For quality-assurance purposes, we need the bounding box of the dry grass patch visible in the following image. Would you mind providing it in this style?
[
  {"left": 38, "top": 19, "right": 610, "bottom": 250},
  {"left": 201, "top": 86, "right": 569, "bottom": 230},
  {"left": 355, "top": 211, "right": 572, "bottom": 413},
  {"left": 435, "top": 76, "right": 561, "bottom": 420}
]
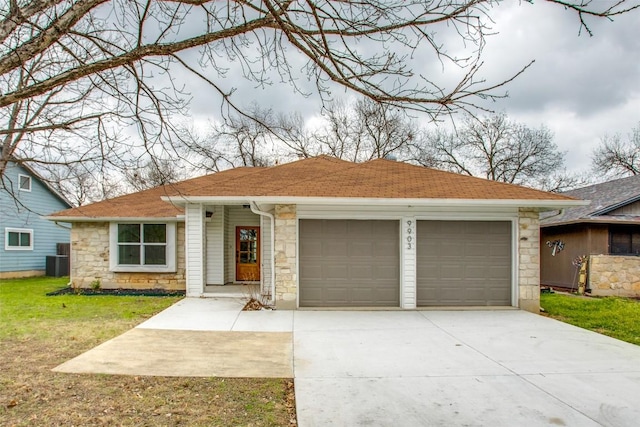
[{"left": 1, "top": 278, "right": 296, "bottom": 426}]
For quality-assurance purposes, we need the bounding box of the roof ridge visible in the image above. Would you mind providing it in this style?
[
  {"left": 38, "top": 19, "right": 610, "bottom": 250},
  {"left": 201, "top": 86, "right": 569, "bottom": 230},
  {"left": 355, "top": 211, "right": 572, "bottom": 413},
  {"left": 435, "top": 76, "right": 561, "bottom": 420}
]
[
  {"left": 251, "top": 155, "right": 362, "bottom": 197},
  {"left": 565, "top": 174, "right": 640, "bottom": 195}
]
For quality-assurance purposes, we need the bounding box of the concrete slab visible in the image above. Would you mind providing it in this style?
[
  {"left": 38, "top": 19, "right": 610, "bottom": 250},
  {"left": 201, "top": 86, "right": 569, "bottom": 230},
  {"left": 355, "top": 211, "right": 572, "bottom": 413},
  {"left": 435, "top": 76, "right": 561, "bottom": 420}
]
[
  {"left": 233, "top": 310, "right": 294, "bottom": 332},
  {"left": 53, "top": 328, "right": 292, "bottom": 378},
  {"left": 293, "top": 310, "right": 430, "bottom": 332},
  {"left": 295, "top": 377, "right": 601, "bottom": 427},
  {"left": 524, "top": 372, "right": 640, "bottom": 426},
  {"left": 52, "top": 299, "right": 640, "bottom": 426},
  {"left": 294, "top": 327, "right": 510, "bottom": 378},
  {"left": 294, "top": 310, "right": 640, "bottom": 427},
  {"left": 420, "top": 310, "right": 640, "bottom": 375},
  {"left": 136, "top": 297, "right": 245, "bottom": 331}
]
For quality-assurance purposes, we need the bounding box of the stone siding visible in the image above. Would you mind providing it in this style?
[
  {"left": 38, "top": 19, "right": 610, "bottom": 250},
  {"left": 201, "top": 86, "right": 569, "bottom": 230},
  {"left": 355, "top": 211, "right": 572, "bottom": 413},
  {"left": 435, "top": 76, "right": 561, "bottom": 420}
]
[
  {"left": 589, "top": 255, "right": 640, "bottom": 297},
  {"left": 70, "top": 222, "right": 185, "bottom": 290},
  {"left": 274, "top": 204, "right": 297, "bottom": 309},
  {"left": 518, "top": 208, "right": 540, "bottom": 313}
]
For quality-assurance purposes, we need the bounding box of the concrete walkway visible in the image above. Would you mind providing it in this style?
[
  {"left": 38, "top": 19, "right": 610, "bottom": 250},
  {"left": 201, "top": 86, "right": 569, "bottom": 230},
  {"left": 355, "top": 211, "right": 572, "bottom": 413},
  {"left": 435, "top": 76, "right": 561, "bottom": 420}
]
[
  {"left": 54, "top": 298, "right": 294, "bottom": 377},
  {"left": 53, "top": 299, "right": 640, "bottom": 426}
]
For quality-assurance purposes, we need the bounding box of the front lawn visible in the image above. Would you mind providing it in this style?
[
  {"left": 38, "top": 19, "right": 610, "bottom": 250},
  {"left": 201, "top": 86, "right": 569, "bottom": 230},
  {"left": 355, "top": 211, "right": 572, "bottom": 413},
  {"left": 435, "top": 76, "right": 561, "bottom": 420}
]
[
  {"left": 0, "top": 277, "right": 295, "bottom": 426},
  {"left": 541, "top": 292, "right": 640, "bottom": 346}
]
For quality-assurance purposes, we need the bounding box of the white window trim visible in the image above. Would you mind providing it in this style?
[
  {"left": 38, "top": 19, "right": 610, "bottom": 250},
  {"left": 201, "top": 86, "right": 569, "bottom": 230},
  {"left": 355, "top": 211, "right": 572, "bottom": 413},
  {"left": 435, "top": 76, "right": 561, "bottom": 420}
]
[
  {"left": 5, "top": 228, "right": 34, "bottom": 251},
  {"left": 18, "top": 174, "right": 32, "bottom": 192},
  {"left": 109, "top": 222, "right": 176, "bottom": 273}
]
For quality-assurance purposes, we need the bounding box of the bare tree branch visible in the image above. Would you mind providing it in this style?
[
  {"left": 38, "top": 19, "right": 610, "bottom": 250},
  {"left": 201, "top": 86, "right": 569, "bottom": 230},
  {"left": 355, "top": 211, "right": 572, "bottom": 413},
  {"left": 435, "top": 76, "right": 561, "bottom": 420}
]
[
  {"left": 1, "top": 0, "right": 636, "bottom": 189},
  {"left": 592, "top": 122, "right": 640, "bottom": 177}
]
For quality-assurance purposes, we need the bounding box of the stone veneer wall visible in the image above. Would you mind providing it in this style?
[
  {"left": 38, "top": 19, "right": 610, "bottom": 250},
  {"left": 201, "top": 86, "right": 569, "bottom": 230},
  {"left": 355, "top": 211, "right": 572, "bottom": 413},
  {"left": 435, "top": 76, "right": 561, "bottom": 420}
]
[
  {"left": 274, "top": 204, "right": 297, "bottom": 309},
  {"left": 70, "top": 222, "right": 186, "bottom": 290},
  {"left": 589, "top": 255, "right": 640, "bottom": 297},
  {"left": 518, "top": 208, "right": 540, "bottom": 313}
]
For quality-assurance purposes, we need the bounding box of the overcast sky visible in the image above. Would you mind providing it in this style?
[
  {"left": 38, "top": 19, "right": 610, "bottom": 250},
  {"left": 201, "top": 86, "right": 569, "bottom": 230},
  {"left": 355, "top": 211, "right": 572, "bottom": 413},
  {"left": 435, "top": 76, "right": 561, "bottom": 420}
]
[{"left": 181, "top": 2, "right": 640, "bottom": 174}]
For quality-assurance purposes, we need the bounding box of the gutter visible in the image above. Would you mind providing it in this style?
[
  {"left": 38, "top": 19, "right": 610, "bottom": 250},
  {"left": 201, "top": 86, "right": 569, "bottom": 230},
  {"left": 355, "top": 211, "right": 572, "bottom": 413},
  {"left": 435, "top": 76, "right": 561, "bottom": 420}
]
[
  {"left": 162, "top": 195, "right": 588, "bottom": 209},
  {"left": 249, "top": 202, "right": 276, "bottom": 306},
  {"left": 540, "top": 208, "right": 565, "bottom": 223}
]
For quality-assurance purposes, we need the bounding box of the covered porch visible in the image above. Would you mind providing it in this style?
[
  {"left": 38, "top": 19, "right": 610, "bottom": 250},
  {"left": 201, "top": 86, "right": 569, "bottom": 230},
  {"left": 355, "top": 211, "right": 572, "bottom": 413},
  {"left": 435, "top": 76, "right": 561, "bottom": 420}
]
[{"left": 184, "top": 203, "right": 275, "bottom": 302}]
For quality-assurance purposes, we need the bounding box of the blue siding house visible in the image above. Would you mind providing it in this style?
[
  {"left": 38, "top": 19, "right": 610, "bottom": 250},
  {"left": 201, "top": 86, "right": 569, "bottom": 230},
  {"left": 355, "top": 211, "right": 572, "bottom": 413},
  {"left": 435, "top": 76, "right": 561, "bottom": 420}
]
[{"left": 1, "top": 160, "right": 72, "bottom": 278}]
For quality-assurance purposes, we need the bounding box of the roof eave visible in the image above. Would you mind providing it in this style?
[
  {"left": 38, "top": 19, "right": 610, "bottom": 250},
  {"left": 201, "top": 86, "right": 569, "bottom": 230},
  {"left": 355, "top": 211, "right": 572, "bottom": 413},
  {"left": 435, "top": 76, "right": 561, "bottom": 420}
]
[
  {"left": 45, "top": 215, "right": 185, "bottom": 222},
  {"left": 590, "top": 194, "right": 640, "bottom": 216},
  {"left": 541, "top": 217, "right": 640, "bottom": 228},
  {"left": 161, "top": 195, "right": 588, "bottom": 209}
]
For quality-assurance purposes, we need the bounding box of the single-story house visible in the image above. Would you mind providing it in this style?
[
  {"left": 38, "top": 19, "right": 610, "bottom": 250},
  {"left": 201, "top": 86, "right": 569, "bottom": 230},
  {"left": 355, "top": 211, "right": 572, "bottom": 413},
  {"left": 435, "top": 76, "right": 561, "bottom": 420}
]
[
  {"left": 541, "top": 175, "right": 640, "bottom": 296},
  {"left": 48, "top": 156, "right": 583, "bottom": 312}
]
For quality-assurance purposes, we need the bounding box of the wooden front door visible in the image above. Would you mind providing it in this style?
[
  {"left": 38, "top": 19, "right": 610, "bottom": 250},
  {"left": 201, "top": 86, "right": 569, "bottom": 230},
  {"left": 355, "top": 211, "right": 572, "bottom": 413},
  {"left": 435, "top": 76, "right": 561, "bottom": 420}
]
[{"left": 236, "top": 226, "right": 260, "bottom": 281}]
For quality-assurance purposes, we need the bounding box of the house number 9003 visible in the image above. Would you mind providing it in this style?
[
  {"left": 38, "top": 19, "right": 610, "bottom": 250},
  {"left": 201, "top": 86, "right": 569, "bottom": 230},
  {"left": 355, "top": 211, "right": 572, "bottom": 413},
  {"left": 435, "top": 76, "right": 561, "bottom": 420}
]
[{"left": 406, "top": 220, "right": 413, "bottom": 249}]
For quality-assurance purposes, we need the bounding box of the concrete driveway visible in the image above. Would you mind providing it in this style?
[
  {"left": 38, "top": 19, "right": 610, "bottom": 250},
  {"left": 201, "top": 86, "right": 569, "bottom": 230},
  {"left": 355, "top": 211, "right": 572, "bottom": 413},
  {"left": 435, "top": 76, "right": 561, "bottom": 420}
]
[
  {"left": 294, "top": 310, "right": 640, "bottom": 426},
  {"left": 54, "top": 299, "right": 640, "bottom": 426}
]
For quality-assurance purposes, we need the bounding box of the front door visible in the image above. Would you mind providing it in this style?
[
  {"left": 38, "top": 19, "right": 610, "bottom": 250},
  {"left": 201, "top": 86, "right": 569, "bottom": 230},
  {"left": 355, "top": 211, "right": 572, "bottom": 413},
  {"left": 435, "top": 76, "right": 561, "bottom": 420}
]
[{"left": 236, "top": 226, "right": 260, "bottom": 281}]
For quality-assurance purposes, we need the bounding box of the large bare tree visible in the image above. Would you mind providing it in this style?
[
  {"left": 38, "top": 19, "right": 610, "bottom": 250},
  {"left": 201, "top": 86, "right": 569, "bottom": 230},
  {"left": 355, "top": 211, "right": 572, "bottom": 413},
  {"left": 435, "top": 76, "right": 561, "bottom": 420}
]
[
  {"left": 313, "top": 98, "right": 420, "bottom": 162},
  {"left": 415, "top": 113, "right": 578, "bottom": 191},
  {"left": 187, "top": 98, "right": 422, "bottom": 167},
  {"left": 592, "top": 122, "right": 640, "bottom": 177},
  {"left": 1, "top": 0, "right": 638, "bottom": 188}
]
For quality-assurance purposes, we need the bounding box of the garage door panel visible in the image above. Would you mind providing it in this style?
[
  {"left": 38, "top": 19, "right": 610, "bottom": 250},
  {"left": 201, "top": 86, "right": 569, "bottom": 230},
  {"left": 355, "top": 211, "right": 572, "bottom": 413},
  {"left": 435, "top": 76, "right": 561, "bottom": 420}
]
[
  {"left": 326, "top": 265, "right": 349, "bottom": 279},
  {"left": 300, "top": 240, "right": 322, "bottom": 256},
  {"left": 325, "top": 287, "right": 349, "bottom": 302},
  {"left": 300, "top": 219, "right": 399, "bottom": 307},
  {"left": 417, "top": 220, "right": 512, "bottom": 307},
  {"left": 349, "top": 241, "right": 374, "bottom": 256},
  {"left": 325, "top": 240, "right": 348, "bottom": 256},
  {"left": 376, "top": 265, "right": 400, "bottom": 281}
]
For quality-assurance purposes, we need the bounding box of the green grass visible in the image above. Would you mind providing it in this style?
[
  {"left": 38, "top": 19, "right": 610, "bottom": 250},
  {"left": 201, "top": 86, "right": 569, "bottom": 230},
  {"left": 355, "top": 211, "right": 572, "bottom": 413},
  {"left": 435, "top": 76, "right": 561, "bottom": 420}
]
[
  {"left": 0, "top": 277, "right": 296, "bottom": 426},
  {"left": 541, "top": 293, "right": 640, "bottom": 346},
  {"left": 0, "top": 277, "right": 180, "bottom": 339}
]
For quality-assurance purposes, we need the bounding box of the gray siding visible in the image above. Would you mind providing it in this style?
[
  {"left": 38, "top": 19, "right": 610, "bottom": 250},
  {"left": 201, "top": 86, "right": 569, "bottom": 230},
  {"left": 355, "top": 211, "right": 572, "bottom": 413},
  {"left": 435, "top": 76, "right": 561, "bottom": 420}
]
[
  {"left": 0, "top": 162, "right": 71, "bottom": 274},
  {"left": 205, "top": 206, "right": 225, "bottom": 285},
  {"left": 185, "top": 204, "right": 205, "bottom": 296}
]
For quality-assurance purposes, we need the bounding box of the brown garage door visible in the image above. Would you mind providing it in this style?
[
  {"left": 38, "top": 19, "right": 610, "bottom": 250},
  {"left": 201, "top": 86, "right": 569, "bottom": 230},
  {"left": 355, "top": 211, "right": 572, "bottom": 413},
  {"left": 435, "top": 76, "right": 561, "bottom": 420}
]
[
  {"left": 417, "top": 221, "right": 512, "bottom": 306},
  {"left": 299, "top": 219, "right": 400, "bottom": 307}
]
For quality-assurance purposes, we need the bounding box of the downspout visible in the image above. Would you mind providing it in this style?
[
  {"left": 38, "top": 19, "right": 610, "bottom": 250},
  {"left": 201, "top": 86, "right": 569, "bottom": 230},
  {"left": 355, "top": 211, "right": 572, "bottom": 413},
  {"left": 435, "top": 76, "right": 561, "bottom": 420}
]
[{"left": 249, "top": 202, "right": 275, "bottom": 306}]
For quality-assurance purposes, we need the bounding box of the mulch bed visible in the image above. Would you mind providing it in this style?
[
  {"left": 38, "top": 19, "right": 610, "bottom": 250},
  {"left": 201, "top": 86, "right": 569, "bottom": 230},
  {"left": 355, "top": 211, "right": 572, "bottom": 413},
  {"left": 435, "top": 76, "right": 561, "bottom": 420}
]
[{"left": 46, "top": 287, "right": 186, "bottom": 297}]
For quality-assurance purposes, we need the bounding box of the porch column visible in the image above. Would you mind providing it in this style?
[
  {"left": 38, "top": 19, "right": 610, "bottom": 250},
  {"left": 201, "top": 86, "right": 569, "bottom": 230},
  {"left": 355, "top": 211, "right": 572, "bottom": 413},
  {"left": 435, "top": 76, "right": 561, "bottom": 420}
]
[
  {"left": 518, "top": 208, "right": 540, "bottom": 313},
  {"left": 274, "top": 204, "right": 297, "bottom": 309},
  {"left": 185, "top": 203, "right": 205, "bottom": 297}
]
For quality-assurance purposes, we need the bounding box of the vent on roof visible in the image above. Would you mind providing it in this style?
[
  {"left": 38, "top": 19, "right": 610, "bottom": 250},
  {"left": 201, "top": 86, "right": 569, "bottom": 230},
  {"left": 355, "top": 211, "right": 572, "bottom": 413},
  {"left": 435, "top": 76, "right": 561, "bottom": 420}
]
[{"left": 384, "top": 154, "right": 397, "bottom": 161}]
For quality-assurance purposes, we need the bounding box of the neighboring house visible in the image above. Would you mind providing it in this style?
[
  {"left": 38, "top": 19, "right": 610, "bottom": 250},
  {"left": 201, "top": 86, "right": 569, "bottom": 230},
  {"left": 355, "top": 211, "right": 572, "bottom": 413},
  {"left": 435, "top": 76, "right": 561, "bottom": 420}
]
[
  {"left": 1, "top": 160, "right": 72, "bottom": 278},
  {"left": 540, "top": 175, "right": 640, "bottom": 297},
  {"left": 48, "top": 156, "right": 582, "bottom": 312}
]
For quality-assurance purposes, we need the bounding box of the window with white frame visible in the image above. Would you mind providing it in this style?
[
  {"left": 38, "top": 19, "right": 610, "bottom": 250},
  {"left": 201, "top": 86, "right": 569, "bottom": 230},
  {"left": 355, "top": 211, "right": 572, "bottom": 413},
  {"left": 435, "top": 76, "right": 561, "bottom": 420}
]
[
  {"left": 109, "top": 223, "right": 176, "bottom": 272},
  {"left": 5, "top": 228, "right": 33, "bottom": 250},
  {"left": 18, "top": 174, "right": 31, "bottom": 192}
]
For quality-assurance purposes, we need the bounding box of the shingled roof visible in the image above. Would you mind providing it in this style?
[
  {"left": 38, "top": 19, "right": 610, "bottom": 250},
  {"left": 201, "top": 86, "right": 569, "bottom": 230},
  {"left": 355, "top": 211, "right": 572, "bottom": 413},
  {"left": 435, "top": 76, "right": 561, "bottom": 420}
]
[
  {"left": 49, "top": 156, "right": 580, "bottom": 220},
  {"left": 541, "top": 175, "right": 640, "bottom": 227}
]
